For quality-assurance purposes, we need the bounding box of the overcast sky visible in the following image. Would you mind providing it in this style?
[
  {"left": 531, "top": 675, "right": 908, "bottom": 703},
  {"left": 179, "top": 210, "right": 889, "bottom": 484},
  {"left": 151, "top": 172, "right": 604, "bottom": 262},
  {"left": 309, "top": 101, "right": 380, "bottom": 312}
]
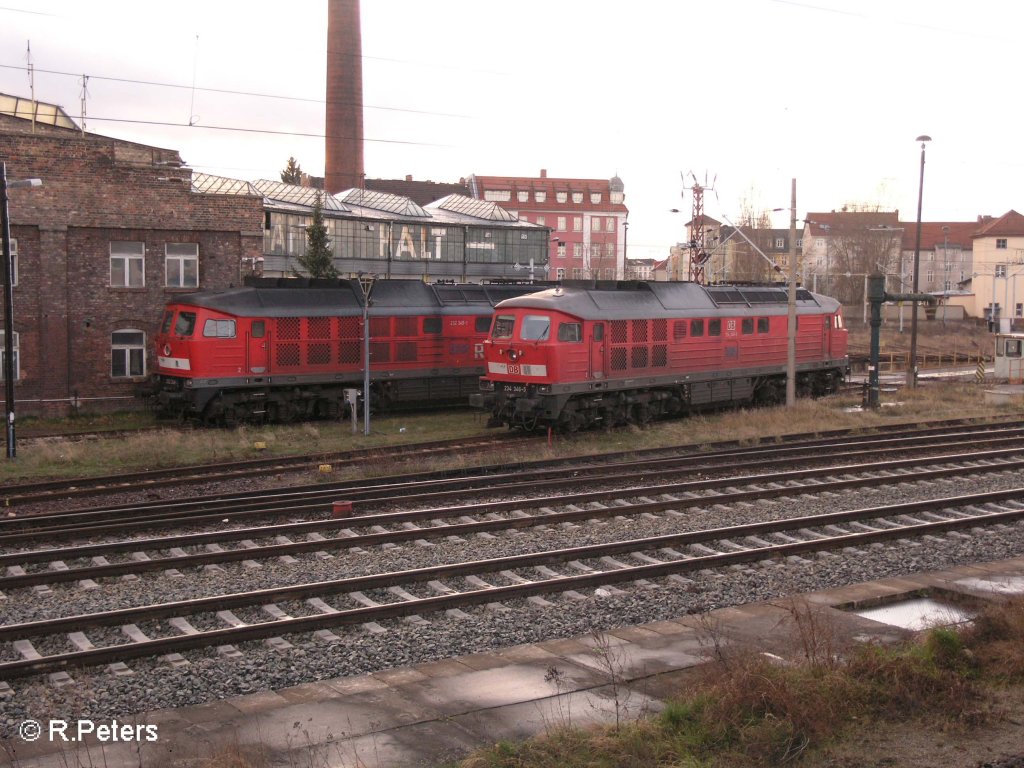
[{"left": 1, "top": 0, "right": 1019, "bottom": 260}]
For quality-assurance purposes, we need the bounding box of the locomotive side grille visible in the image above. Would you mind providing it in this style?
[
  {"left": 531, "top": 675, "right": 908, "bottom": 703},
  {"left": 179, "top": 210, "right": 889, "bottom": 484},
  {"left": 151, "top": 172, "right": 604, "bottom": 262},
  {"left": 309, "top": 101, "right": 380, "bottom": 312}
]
[
  {"left": 610, "top": 320, "right": 628, "bottom": 344},
  {"left": 308, "top": 317, "right": 331, "bottom": 339},
  {"left": 673, "top": 320, "right": 688, "bottom": 341},
  {"left": 631, "top": 346, "right": 649, "bottom": 368},
  {"left": 631, "top": 319, "right": 648, "bottom": 343},
  {"left": 653, "top": 319, "right": 667, "bottom": 342},
  {"left": 397, "top": 341, "right": 418, "bottom": 362},
  {"left": 339, "top": 341, "right": 360, "bottom": 364},
  {"left": 277, "top": 317, "right": 301, "bottom": 340},
  {"left": 277, "top": 344, "right": 300, "bottom": 367},
  {"left": 370, "top": 317, "right": 391, "bottom": 337},
  {"left": 370, "top": 341, "right": 390, "bottom": 363},
  {"left": 339, "top": 317, "right": 360, "bottom": 339},
  {"left": 308, "top": 343, "right": 331, "bottom": 365},
  {"left": 653, "top": 345, "right": 668, "bottom": 367},
  {"left": 610, "top": 348, "right": 627, "bottom": 370},
  {"left": 395, "top": 317, "right": 418, "bottom": 336}
]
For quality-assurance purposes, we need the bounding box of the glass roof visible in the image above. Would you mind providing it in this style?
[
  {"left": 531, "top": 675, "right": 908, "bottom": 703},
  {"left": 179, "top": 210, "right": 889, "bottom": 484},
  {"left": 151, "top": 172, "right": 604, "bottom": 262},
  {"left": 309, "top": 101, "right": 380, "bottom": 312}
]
[
  {"left": 0, "top": 93, "right": 77, "bottom": 129},
  {"left": 253, "top": 180, "right": 350, "bottom": 211},
  {"left": 430, "top": 194, "right": 518, "bottom": 222},
  {"left": 192, "top": 173, "right": 260, "bottom": 196},
  {"left": 338, "top": 188, "right": 430, "bottom": 217}
]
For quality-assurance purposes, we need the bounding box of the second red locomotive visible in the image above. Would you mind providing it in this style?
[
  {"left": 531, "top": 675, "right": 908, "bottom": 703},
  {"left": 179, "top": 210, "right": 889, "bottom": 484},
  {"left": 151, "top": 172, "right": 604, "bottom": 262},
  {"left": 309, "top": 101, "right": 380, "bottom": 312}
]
[
  {"left": 471, "top": 281, "right": 849, "bottom": 431},
  {"left": 151, "top": 278, "right": 542, "bottom": 424}
]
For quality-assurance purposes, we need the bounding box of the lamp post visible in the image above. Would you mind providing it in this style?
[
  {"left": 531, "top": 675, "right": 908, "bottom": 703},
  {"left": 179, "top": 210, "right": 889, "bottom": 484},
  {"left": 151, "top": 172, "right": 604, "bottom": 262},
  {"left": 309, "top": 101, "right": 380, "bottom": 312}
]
[
  {"left": 908, "top": 134, "right": 931, "bottom": 388},
  {"left": 941, "top": 225, "right": 950, "bottom": 326},
  {"left": 357, "top": 272, "right": 375, "bottom": 437},
  {"left": 2, "top": 162, "right": 42, "bottom": 460},
  {"left": 786, "top": 179, "right": 797, "bottom": 406}
]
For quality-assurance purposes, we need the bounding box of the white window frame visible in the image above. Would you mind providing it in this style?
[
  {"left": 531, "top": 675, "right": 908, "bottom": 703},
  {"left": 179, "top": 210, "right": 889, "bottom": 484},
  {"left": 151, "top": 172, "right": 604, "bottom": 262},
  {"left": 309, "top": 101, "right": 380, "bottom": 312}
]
[
  {"left": 483, "top": 189, "right": 511, "bottom": 202},
  {"left": 557, "top": 216, "right": 567, "bottom": 231},
  {"left": 996, "top": 264, "right": 1007, "bottom": 278},
  {"left": 556, "top": 267, "right": 566, "bottom": 280},
  {"left": 165, "top": 243, "right": 199, "bottom": 288},
  {"left": 996, "top": 238, "right": 1008, "bottom": 249},
  {"left": 775, "top": 238, "right": 785, "bottom": 248},
  {"left": 573, "top": 243, "right": 583, "bottom": 258},
  {"left": 0, "top": 330, "right": 18, "bottom": 381},
  {"left": 591, "top": 217, "right": 601, "bottom": 232},
  {"left": 605, "top": 218, "right": 615, "bottom": 232},
  {"left": 571, "top": 192, "right": 583, "bottom": 204},
  {"left": 590, "top": 193, "right": 602, "bottom": 204},
  {"left": 110, "top": 241, "right": 145, "bottom": 288},
  {"left": 517, "top": 191, "right": 528, "bottom": 203},
  {"left": 536, "top": 216, "right": 546, "bottom": 226},
  {"left": 556, "top": 192, "right": 567, "bottom": 204},
  {"left": 534, "top": 191, "right": 546, "bottom": 203},
  {"left": 5, "top": 238, "right": 16, "bottom": 287},
  {"left": 572, "top": 217, "right": 582, "bottom": 232},
  {"left": 111, "top": 329, "right": 146, "bottom": 378}
]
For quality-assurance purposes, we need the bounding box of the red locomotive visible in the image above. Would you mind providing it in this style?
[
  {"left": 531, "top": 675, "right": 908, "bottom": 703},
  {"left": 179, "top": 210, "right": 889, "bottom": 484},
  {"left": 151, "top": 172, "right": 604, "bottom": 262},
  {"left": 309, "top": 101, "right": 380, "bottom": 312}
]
[
  {"left": 471, "top": 281, "right": 849, "bottom": 431},
  {"left": 150, "top": 278, "right": 543, "bottom": 424}
]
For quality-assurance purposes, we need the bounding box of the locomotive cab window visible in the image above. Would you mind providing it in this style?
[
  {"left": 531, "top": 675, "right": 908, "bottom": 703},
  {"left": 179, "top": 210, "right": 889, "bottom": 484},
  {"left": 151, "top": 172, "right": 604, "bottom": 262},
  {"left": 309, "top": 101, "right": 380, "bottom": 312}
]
[
  {"left": 708, "top": 319, "right": 722, "bottom": 336},
  {"left": 757, "top": 317, "right": 769, "bottom": 333},
  {"left": 1005, "top": 339, "right": 1023, "bottom": 357},
  {"left": 593, "top": 323, "right": 604, "bottom": 341},
  {"left": 741, "top": 318, "right": 754, "bottom": 334},
  {"left": 423, "top": 317, "right": 442, "bottom": 334},
  {"left": 160, "top": 311, "right": 174, "bottom": 334},
  {"left": 174, "top": 311, "right": 196, "bottom": 337},
  {"left": 691, "top": 319, "right": 704, "bottom": 337},
  {"left": 251, "top": 320, "right": 266, "bottom": 339},
  {"left": 520, "top": 315, "right": 551, "bottom": 341},
  {"left": 492, "top": 315, "right": 515, "bottom": 339},
  {"left": 203, "top": 319, "right": 236, "bottom": 338},
  {"left": 475, "top": 316, "right": 492, "bottom": 333},
  {"left": 558, "top": 322, "right": 582, "bottom": 342}
]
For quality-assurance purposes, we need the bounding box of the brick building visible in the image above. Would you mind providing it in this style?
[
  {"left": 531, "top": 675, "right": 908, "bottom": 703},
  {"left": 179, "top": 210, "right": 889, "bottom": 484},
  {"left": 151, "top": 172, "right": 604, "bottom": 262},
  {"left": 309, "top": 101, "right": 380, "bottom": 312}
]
[
  {"left": 467, "top": 170, "right": 628, "bottom": 281},
  {"left": 0, "top": 95, "right": 264, "bottom": 417}
]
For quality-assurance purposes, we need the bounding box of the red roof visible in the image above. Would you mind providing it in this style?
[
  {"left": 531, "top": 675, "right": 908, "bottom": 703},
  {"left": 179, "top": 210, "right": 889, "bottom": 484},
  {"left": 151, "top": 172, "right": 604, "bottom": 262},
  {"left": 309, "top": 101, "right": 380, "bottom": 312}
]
[{"left": 972, "top": 210, "right": 1024, "bottom": 238}]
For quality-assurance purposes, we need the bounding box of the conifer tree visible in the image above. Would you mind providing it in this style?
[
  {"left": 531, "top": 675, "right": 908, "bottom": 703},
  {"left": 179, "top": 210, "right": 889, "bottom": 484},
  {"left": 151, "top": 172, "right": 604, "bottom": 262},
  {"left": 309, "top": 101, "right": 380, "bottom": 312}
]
[
  {"left": 296, "top": 191, "right": 338, "bottom": 279},
  {"left": 281, "top": 156, "right": 303, "bottom": 185}
]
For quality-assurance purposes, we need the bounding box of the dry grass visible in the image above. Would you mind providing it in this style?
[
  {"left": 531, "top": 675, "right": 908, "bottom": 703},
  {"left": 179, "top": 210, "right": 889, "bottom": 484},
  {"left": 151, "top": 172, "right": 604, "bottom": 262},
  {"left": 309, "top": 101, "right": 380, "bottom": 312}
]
[
  {"left": 460, "top": 597, "right": 1024, "bottom": 768},
  {"left": 2, "top": 379, "right": 1015, "bottom": 486}
]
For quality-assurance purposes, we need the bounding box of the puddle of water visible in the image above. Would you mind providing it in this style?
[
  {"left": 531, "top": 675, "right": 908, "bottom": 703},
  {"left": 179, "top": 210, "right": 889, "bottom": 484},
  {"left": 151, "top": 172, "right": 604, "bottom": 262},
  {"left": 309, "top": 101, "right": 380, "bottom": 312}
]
[
  {"left": 853, "top": 597, "right": 973, "bottom": 631},
  {"left": 954, "top": 576, "right": 1024, "bottom": 595}
]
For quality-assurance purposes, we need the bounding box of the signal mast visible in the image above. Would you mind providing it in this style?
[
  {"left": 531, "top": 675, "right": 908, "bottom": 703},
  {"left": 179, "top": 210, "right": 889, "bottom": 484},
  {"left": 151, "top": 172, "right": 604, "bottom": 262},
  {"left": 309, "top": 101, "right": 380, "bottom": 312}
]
[{"left": 683, "top": 172, "right": 715, "bottom": 284}]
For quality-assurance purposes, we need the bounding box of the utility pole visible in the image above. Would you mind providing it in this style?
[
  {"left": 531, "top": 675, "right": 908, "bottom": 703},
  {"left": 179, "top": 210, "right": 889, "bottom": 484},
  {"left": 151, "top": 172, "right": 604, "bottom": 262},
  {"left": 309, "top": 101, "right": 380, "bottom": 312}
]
[{"left": 787, "top": 179, "right": 797, "bottom": 406}]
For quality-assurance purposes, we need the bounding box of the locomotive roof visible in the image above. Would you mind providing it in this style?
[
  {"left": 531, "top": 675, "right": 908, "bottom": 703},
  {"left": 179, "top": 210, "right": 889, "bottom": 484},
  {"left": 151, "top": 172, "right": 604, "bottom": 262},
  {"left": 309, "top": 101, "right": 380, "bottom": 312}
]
[
  {"left": 494, "top": 281, "right": 840, "bottom": 319},
  {"left": 171, "top": 280, "right": 541, "bottom": 317}
]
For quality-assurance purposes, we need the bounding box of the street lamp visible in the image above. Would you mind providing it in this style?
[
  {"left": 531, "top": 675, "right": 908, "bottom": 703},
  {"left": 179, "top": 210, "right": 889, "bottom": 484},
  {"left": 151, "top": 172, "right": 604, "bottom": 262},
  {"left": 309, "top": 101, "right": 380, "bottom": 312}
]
[
  {"left": 941, "top": 225, "right": 950, "bottom": 326},
  {"left": 2, "top": 162, "right": 42, "bottom": 460},
  {"left": 908, "top": 134, "right": 931, "bottom": 388}
]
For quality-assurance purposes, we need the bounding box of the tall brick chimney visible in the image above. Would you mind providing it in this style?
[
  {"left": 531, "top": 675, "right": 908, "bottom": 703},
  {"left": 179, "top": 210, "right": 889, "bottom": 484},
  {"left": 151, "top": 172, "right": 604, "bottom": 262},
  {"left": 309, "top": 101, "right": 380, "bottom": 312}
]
[{"left": 325, "top": 0, "right": 364, "bottom": 194}]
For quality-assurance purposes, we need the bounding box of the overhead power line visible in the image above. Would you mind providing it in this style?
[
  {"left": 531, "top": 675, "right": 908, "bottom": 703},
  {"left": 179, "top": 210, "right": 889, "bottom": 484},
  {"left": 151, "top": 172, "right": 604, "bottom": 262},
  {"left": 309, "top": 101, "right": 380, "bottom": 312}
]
[{"left": 0, "top": 63, "right": 470, "bottom": 119}]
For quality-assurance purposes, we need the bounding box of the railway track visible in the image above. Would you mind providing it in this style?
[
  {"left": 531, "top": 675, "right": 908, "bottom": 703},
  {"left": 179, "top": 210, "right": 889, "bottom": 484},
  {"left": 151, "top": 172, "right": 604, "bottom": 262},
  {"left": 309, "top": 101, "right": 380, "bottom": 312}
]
[
  {"left": 2, "top": 418, "right": 1022, "bottom": 544},
  {"left": 3, "top": 415, "right": 1024, "bottom": 728},
  {"left": 2, "top": 485, "right": 1021, "bottom": 679},
  {"left": 0, "top": 432, "right": 538, "bottom": 508}
]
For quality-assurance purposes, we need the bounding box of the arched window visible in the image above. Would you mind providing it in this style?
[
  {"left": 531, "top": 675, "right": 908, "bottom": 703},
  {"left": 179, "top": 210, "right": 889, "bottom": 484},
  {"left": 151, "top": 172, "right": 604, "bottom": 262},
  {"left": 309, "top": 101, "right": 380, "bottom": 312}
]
[{"left": 111, "top": 329, "right": 146, "bottom": 378}]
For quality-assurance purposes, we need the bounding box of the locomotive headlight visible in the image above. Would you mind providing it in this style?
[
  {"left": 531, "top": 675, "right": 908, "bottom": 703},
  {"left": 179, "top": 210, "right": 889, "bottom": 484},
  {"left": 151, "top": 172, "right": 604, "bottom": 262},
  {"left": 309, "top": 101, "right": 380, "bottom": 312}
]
[{"left": 537, "top": 385, "right": 551, "bottom": 393}]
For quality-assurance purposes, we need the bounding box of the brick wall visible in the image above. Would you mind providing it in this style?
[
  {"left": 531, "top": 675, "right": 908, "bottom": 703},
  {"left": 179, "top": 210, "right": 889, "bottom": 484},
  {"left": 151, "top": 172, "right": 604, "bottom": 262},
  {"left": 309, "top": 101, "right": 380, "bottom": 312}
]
[{"left": 0, "top": 117, "right": 264, "bottom": 417}]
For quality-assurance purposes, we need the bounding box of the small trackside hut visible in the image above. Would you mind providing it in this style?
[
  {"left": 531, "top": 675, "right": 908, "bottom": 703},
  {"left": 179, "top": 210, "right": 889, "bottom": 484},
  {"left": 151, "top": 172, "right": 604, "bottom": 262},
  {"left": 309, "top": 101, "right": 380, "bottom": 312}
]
[{"left": 471, "top": 280, "right": 849, "bottom": 431}]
